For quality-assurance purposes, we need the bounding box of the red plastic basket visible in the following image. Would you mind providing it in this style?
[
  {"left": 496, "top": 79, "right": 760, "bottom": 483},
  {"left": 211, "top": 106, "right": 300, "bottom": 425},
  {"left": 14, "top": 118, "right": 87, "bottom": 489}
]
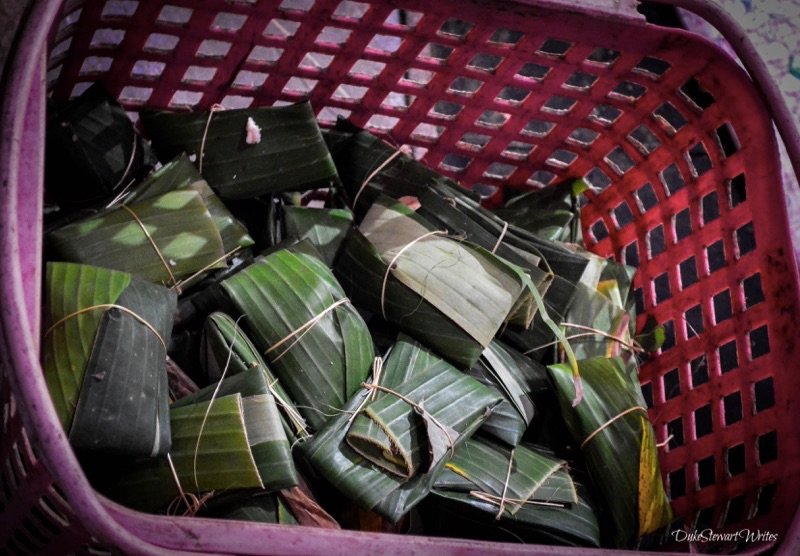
[{"left": 2, "top": 0, "right": 800, "bottom": 554}]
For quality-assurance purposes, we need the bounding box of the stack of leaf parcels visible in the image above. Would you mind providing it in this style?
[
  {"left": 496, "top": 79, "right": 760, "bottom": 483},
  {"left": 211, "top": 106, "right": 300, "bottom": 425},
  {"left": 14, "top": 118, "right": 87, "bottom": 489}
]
[{"left": 41, "top": 88, "right": 672, "bottom": 546}]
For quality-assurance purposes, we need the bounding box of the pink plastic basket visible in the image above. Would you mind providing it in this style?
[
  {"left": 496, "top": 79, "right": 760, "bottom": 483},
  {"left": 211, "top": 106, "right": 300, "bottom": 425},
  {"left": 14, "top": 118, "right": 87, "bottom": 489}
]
[{"left": 3, "top": 0, "right": 800, "bottom": 553}]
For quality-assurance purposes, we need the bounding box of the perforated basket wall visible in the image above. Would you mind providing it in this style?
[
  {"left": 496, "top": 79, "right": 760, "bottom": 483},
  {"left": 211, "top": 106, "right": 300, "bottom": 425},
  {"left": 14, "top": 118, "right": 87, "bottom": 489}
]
[{"left": 3, "top": 0, "right": 800, "bottom": 553}]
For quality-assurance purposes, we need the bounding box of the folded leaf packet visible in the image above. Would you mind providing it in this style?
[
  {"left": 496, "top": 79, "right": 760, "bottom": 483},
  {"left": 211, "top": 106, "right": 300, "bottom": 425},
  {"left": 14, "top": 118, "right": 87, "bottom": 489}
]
[
  {"left": 42, "top": 262, "right": 175, "bottom": 457},
  {"left": 141, "top": 101, "right": 339, "bottom": 199},
  {"left": 47, "top": 189, "right": 226, "bottom": 287},
  {"left": 221, "top": 243, "right": 374, "bottom": 430}
]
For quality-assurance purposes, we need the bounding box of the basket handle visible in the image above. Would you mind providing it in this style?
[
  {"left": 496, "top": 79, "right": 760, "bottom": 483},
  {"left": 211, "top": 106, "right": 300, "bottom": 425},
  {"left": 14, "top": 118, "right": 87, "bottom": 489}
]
[{"left": 654, "top": 0, "right": 800, "bottom": 187}]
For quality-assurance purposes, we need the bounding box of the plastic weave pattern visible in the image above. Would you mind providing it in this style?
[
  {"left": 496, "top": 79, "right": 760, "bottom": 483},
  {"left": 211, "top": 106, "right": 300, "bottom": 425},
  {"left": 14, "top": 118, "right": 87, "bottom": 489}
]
[{"left": 2, "top": 0, "right": 799, "bottom": 553}]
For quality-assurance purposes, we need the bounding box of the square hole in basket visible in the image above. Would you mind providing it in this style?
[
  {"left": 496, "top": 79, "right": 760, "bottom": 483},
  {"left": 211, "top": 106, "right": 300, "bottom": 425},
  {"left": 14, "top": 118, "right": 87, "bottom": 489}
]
[
  {"left": 144, "top": 33, "right": 178, "bottom": 53},
  {"left": 694, "top": 404, "right": 712, "bottom": 438},
  {"left": 667, "top": 417, "right": 684, "bottom": 448},
  {"left": 735, "top": 222, "right": 756, "bottom": 257},
  {"left": 212, "top": 12, "right": 248, "bottom": 32},
  {"left": 586, "top": 47, "right": 619, "bottom": 66},
  {"left": 635, "top": 183, "right": 658, "bottom": 213},
  {"left": 697, "top": 455, "right": 715, "bottom": 489},
  {"left": 605, "top": 146, "right": 635, "bottom": 175},
  {"left": 624, "top": 241, "right": 639, "bottom": 266},
  {"left": 527, "top": 170, "right": 556, "bottom": 188},
  {"left": 757, "top": 431, "right": 777, "bottom": 464},
  {"left": 685, "top": 304, "right": 703, "bottom": 338},
  {"left": 568, "top": 127, "right": 599, "bottom": 147},
  {"left": 716, "top": 122, "right": 740, "bottom": 158},
  {"left": 588, "top": 104, "right": 622, "bottom": 126},
  {"left": 546, "top": 149, "right": 578, "bottom": 169},
  {"left": 472, "top": 183, "right": 498, "bottom": 199},
  {"left": 653, "top": 101, "right": 687, "bottom": 135},
  {"left": 749, "top": 325, "right": 770, "bottom": 359},
  {"left": 489, "top": 28, "right": 524, "bottom": 46},
  {"left": 368, "top": 34, "right": 403, "bottom": 55},
  {"left": 401, "top": 68, "right": 435, "bottom": 87},
  {"left": 332, "top": 84, "right": 368, "bottom": 103},
  {"left": 365, "top": 114, "right": 399, "bottom": 132},
  {"left": 384, "top": 8, "right": 422, "bottom": 29},
  {"left": 609, "top": 80, "right": 647, "bottom": 102},
  {"left": 429, "top": 100, "right": 463, "bottom": 119},
  {"left": 542, "top": 95, "right": 576, "bottom": 115},
  {"left": 157, "top": 5, "right": 192, "bottom": 25},
  {"left": 502, "top": 141, "right": 534, "bottom": 160},
  {"left": 537, "top": 38, "right": 572, "bottom": 57},
  {"left": 299, "top": 52, "right": 334, "bottom": 72},
  {"left": 248, "top": 45, "right": 283, "bottom": 65},
  {"left": 634, "top": 56, "right": 671, "bottom": 79},
  {"left": 628, "top": 124, "right": 660, "bottom": 155},
  {"left": 348, "top": 59, "right": 385, "bottom": 79},
  {"left": 381, "top": 91, "right": 415, "bottom": 111},
  {"left": 522, "top": 119, "right": 555, "bottom": 138},
  {"left": 448, "top": 76, "right": 483, "bottom": 96},
  {"left": 317, "top": 106, "right": 352, "bottom": 125},
  {"left": 313, "top": 26, "right": 350, "bottom": 47},
  {"left": 728, "top": 173, "right": 747, "bottom": 207},
  {"left": 232, "top": 70, "right": 267, "bottom": 89},
  {"left": 79, "top": 56, "right": 113, "bottom": 76},
  {"left": 669, "top": 468, "right": 686, "bottom": 498},
  {"left": 467, "top": 53, "right": 503, "bottom": 72},
  {"left": 690, "top": 354, "right": 709, "bottom": 386},
  {"left": 102, "top": 0, "right": 138, "bottom": 19},
  {"left": 726, "top": 444, "right": 746, "bottom": 476},
  {"left": 439, "top": 153, "right": 471, "bottom": 173},
  {"left": 333, "top": 0, "right": 369, "bottom": 21},
  {"left": 438, "top": 18, "right": 473, "bottom": 39},
  {"left": 706, "top": 239, "right": 726, "bottom": 273},
  {"left": 743, "top": 273, "right": 764, "bottom": 309},
  {"left": 483, "top": 162, "right": 517, "bottom": 180},
  {"left": 719, "top": 339, "right": 738, "bottom": 373},
  {"left": 660, "top": 164, "right": 685, "bottom": 196},
  {"left": 476, "top": 110, "right": 509, "bottom": 129},
  {"left": 648, "top": 225, "right": 665, "bottom": 258},
  {"left": 679, "top": 256, "right": 698, "bottom": 289},
  {"left": 458, "top": 132, "right": 491, "bottom": 151},
  {"left": 662, "top": 320, "right": 675, "bottom": 351},
  {"left": 590, "top": 219, "right": 609, "bottom": 242},
  {"left": 197, "top": 39, "right": 231, "bottom": 58},
  {"left": 681, "top": 77, "right": 715, "bottom": 110},
  {"left": 411, "top": 122, "right": 445, "bottom": 142},
  {"left": 695, "top": 507, "right": 715, "bottom": 530},
  {"left": 496, "top": 86, "right": 530, "bottom": 105},
  {"left": 687, "top": 142, "right": 712, "bottom": 177},
  {"left": 220, "top": 95, "right": 253, "bottom": 109},
  {"left": 584, "top": 167, "right": 612, "bottom": 192},
  {"left": 641, "top": 382, "right": 653, "bottom": 409},
  {"left": 166, "top": 89, "right": 200, "bottom": 108},
  {"left": 612, "top": 202, "right": 633, "bottom": 229},
  {"left": 713, "top": 290, "right": 733, "bottom": 323},
  {"left": 634, "top": 287, "right": 644, "bottom": 314},
  {"left": 563, "top": 71, "right": 597, "bottom": 91},
  {"left": 663, "top": 368, "right": 680, "bottom": 400},
  {"left": 265, "top": 18, "right": 300, "bottom": 39},
  {"left": 754, "top": 484, "right": 777, "bottom": 517},
  {"left": 723, "top": 494, "right": 747, "bottom": 526},
  {"left": 130, "top": 60, "right": 165, "bottom": 80},
  {"left": 724, "top": 391, "right": 743, "bottom": 425},
  {"left": 182, "top": 65, "right": 216, "bottom": 85},
  {"left": 516, "top": 62, "right": 550, "bottom": 82},
  {"left": 282, "top": 77, "right": 318, "bottom": 96},
  {"left": 701, "top": 191, "right": 719, "bottom": 225},
  {"left": 418, "top": 44, "right": 458, "bottom": 66},
  {"left": 654, "top": 272, "right": 671, "bottom": 304},
  {"left": 754, "top": 377, "right": 775, "bottom": 413},
  {"left": 280, "top": 0, "right": 314, "bottom": 13}
]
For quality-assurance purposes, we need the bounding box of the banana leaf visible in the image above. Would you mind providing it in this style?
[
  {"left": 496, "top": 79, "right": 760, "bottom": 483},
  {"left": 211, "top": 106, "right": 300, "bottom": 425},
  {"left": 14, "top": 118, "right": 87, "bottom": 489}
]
[
  {"left": 548, "top": 357, "right": 672, "bottom": 546},
  {"left": 197, "top": 490, "right": 298, "bottom": 524},
  {"left": 47, "top": 189, "right": 226, "bottom": 286},
  {"left": 221, "top": 244, "right": 373, "bottom": 430},
  {"left": 141, "top": 101, "right": 338, "bottom": 200},
  {"left": 46, "top": 83, "right": 155, "bottom": 209},
  {"left": 123, "top": 154, "right": 254, "bottom": 253},
  {"left": 42, "top": 262, "right": 175, "bottom": 457},
  {"left": 468, "top": 340, "right": 550, "bottom": 446},
  {"left": 283, "top": 206, "right": 353, "bottom": 266},
  {"left": 299, "top": 335, "right": 501, "bottom": 522},
  {"left": 104, "top": 393, "right": 298, "bottom": 511}
]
